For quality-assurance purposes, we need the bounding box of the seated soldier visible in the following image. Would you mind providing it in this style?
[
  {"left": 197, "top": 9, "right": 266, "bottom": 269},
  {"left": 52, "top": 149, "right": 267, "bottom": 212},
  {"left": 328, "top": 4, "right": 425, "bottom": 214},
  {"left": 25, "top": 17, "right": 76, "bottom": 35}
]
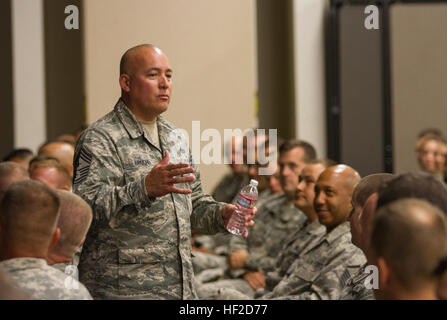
[
  {"left": 0, "top": 162, "right": 30, "bottom": 201},
  {"left": 2, "top": 148, "right": 34, "bottom": 170},
  {"left": 47, "top": 190, "right": 93, "bottom": 271},
  {"left": 212, "top": 136, "right": 248, "bottom": 204},
  {"left": 261, "top": 159, "right": 335, "bottom": 295},
  {"left": 261, "top": 165, "right": 365, "bottom": 299},
  {"left": 371, "top": 199, "right": 447, "bottom": 300},
  {"left": 416, "top": 135, "right": 446, "bottom": 182},
  {"left": 38, "top": 141, "right": 75, "bottom": 179},
  {"left": 0, "top": 266, "right": 29, "bottom": 299},
  {"left": 341, "top": 173, "right": 393, "bottom": 300},
  {"left": 196, "top": 140, "right": 315, "bottom": 299},
  {"left": 0, "top": 180, "right": 92, "bottom": 299},
  {"left": 29, "top": 158, "right": 72, "bottom": 191}
]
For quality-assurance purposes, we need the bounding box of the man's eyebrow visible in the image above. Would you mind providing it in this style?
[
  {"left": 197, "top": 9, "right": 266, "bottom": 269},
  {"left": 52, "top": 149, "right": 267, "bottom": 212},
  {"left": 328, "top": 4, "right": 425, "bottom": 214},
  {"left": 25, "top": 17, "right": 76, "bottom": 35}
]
[{"left": 147, "top": 67, "right": 173, "bottom": 73}]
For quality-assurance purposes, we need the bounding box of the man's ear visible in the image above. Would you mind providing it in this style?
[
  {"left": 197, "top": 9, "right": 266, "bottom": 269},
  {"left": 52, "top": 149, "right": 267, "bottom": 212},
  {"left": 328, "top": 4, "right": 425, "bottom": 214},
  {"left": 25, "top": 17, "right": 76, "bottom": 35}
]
[
  {"left": 377, "top": 257, "right": 390, "bottom": 290},
  {"left": 49, "top": 227, "right": 60, "bottom": 251},
  {"left": 119, "top": 74, "right": 131, "bottom": 92},
  {"left": 79, "top": 237, "right": 85, "bottom": 248}
]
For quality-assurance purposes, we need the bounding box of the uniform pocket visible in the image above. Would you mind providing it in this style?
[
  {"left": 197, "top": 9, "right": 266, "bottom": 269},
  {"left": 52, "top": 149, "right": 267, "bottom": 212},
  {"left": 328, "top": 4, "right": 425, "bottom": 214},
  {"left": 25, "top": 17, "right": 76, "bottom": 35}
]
[{"left": 117, "top": 247, "right": 179, "bottom": 295}]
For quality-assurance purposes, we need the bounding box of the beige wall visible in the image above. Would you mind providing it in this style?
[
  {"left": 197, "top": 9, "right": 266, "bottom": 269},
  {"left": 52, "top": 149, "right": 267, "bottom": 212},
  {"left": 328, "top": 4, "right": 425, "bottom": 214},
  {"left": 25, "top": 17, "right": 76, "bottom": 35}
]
[
  {"left": 293, "top": 0, "right": 327, "bottom": 158},
  {"left": 83, "top": 0, "right": 257, "bottom": 193},
  {"left": 391, "top": 3, "right": 447, "bottom": 174}
]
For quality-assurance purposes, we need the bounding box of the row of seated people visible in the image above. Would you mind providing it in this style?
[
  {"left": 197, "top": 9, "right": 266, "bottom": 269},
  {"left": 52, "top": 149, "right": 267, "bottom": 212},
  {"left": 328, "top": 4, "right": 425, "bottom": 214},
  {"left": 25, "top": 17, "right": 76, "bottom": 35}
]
[
  {"left": 192, "top": 135, "right": 447, "bottom": 300},
  {"left": 1, "top": 128, "right": 446, "bottom": 299}
]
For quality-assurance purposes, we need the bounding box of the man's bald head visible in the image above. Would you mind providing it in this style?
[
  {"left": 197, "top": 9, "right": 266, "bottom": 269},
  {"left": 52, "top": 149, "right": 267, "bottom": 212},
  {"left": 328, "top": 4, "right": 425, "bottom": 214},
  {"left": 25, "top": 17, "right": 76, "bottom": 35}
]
[
  {"left": 38, "top": 141, "right": 75, "bottom": 179},
  {"left": 119, "top": 44, "right": 172, "bottom": 122},
  {"left": 319, "top": 164, "right": 361, "bottom": 194},
  {"left": 120, "top": 44, "right": 158, "bottom": 76},
  {"left": 29, "top": 159, "right": 72, "bottom": 191},
  {"left": 314, "top": 165, "right": 361, "bottom": 231},
  {"left": 371, "top": 199, "right": 447, "bottom": 297},
  {"left": 0, "top": 162, "right": 30, "bottom": 201},
  {"left": 50, "top": 190, "right": 92, "bottom": 260},
  {"left": 0, "top": 180, "right": 60, "bottom": 256}
]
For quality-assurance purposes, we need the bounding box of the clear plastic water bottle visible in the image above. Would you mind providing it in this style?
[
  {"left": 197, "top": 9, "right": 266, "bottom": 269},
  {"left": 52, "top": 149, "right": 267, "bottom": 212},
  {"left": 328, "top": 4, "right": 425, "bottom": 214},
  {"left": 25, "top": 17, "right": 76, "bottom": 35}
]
[{"left": 226, "top": 179, "right": 258, "bottom": 236}]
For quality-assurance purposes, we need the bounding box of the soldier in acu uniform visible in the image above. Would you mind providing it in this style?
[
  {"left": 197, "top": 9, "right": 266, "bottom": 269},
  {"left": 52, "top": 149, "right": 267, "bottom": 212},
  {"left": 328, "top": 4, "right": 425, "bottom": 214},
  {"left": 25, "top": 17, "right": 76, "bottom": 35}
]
[
  {"left": 261, "top": 165, "right": 365, "bottom": 300},
  {"left": 0, "top": 180, "right": 92, "bottom": 300},
  {"left": 73, "top": 44, "right": 256, "bottom": 299}
]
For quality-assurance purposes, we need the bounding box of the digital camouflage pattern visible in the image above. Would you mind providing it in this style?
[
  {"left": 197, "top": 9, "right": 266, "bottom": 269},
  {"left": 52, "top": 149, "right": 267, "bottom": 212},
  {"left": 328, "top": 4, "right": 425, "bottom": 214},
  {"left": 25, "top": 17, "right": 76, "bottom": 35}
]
[
  {"left": 73, "top": 99, "right": 227, "bottom": 300},
  {"left": 51, "top": 262, "right": 72, "bottom": 273},
  {"left": 229, "top": 194, "right": 306, "bottom": 275},
  {"left": 212, "top": 173, "right": 248, "bottom": 204},
  {"left": 0, "top": 258, "right": 92, "bottom": 300},
  {"left": 262, "top": 222, "right": 366, "bottom": 300},
  {"left": 265, "top": 220, "right": 326, "bottom": 291},
  {"left": 340, "top": 263, "right": 374, "bottom": 300}
]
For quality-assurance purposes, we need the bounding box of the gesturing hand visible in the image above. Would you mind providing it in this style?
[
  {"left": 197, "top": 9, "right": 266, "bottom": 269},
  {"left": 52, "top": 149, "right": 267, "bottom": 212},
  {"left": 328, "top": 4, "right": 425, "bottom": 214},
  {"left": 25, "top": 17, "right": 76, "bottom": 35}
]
[{"left": 145, "top": 151, "right": 196, "bottom": 198}]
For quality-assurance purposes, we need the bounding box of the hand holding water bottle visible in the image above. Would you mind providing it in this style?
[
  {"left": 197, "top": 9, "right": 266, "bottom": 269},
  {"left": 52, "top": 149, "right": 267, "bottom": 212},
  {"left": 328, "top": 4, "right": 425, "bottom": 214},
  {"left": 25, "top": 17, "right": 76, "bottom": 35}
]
[{"left": 222, "top": 179, "right": 259, "bottom": 238}]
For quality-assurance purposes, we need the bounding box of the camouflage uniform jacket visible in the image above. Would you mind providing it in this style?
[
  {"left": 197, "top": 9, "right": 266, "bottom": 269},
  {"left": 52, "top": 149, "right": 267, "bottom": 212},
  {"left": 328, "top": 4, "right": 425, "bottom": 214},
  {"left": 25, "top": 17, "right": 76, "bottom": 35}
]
[
  {"left": 340, "top": 263, "right": 374, "bottom": 300},
  {"left": 229, "top": 194, "right": 306, "bottom": 276},
  {"left": 212, "top": 172, "right": 248, "bottom": 203},
  {"left": 265, "top": 220, "right": 326, "bottom": 291},
  {"left": 262, "top": 222, "right": 366, "bottom": 300},
  {"left": 73, "top": 99, "right": 227, "bottom": 299},
  {"left": 0, "top": 258, "right": 92, "bottom": 300}
]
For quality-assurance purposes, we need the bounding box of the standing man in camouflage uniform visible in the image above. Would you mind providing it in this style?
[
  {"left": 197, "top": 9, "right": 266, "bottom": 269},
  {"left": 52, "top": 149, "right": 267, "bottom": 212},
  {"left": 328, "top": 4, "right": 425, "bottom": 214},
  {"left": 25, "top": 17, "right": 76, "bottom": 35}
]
[{"left": 73, "top": 44, "right": 255, "bottom": 299}]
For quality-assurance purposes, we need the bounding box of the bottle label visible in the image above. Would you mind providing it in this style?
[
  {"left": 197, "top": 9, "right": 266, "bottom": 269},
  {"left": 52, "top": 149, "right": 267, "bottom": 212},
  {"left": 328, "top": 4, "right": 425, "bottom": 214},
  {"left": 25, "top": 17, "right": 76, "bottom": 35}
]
[{"left": 237, "top": 193, "right": 256, "bottom": 208}]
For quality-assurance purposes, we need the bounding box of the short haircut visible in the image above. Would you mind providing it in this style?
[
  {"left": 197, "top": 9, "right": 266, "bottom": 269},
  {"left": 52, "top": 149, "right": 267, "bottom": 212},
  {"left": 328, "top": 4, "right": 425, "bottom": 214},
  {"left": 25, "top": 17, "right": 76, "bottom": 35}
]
[
  {"left": 120, "top": 44, "right": 155, "bottom": 75},
  {"left": 29, "top": 155, "right": 60, "bottom": 171},
  {"left": 0, "top": 180, "right": 60, "bottom": 251},
  {"left": 2, "top": 148, "right": 33, "bottom": 162},
  {"left": 352, "top": 173, "right": 393, "bottom": 207},
  {"left": 29, "top": 158, "right": 72, "bottom": 189},
  {"left": 279, "top": 140, "right": 317, "bottom": 163},
  {"left": 372, "top": 199, "right": 447, "bottom": 290},
  {"left": 0, "top": 162, "right": 30, "bottom": 201},
  {"left": 418, "top": 128, "right": 443, "bottom": 139},
  {"left": 51, "top": 190, "right": 92, "bottom": 258},
  {"left": 37, "top": 140, "right": 60, "bottom": 154},
  {"left": 308, "top": 158, "right": 338, "bottom": 169},
  {"left": 377, "top": 172, "right": 447, "bottom": 215}
]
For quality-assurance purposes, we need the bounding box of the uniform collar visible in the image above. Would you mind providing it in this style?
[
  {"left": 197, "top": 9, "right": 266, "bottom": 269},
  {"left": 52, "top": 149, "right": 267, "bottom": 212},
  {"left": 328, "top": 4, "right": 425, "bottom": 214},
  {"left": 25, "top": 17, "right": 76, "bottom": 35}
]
[
  {"left": 0, "top": 257, "right": 47, "bottom": 273},
  {"left": 307, "top": 220, "right": 326, "bottom": 235},
  {"left": 115, "top": 98, "right": 176, "bottom": 152},
  {"left": 115, "top": 98, "right": 145, "bottom": 139},
  {"left": 325, "top": 221, "right": 351, "bottom": 244}
]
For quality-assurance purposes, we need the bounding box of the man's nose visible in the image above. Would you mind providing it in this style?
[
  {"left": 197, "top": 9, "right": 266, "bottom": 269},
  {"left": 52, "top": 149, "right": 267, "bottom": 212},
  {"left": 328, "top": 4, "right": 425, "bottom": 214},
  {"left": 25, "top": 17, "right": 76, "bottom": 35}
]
[
  {"left": 314, "top": 192, "right": 324, "bottom": 206},
  {"left": 159, "top": 75, "right": 169, "bottom": 89},
  {"left": 296, "top": 180, "right": 305, "bottom": 192}
]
